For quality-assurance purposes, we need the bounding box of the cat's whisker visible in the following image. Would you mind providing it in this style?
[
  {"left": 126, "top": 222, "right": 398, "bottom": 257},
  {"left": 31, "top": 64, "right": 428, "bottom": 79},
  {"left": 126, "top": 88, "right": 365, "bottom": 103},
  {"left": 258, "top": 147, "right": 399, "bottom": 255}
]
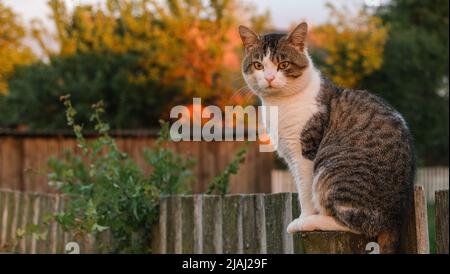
[
  {"left": 232, "top": 85, "right": 249, "bottom": 96},
  {"left": 243, "top": 91, "right": 255, "bottom": 104},
  {"left": 229, "top": 86, "right": 252, "bottom": 103}
]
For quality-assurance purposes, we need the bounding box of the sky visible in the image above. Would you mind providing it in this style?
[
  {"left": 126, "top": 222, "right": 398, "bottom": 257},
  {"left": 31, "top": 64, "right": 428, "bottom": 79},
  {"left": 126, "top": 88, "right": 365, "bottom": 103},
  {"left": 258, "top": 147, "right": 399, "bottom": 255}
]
[{"left": 3, "top": 0, "right": 374, "bottom": 29}]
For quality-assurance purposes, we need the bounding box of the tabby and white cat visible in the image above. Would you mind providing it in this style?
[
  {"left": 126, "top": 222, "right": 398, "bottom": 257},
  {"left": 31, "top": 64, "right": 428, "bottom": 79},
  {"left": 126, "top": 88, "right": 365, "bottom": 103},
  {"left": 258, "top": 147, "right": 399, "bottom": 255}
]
[{"left": 239, "top": 22, "right": 415, "bottom": 253}]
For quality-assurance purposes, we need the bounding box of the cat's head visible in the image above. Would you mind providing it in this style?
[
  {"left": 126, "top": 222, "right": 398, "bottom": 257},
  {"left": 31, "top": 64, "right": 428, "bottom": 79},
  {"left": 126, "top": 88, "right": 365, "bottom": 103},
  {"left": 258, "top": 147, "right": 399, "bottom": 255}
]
[{"left": 239, "top": 22, "right": 313, "bottom": 98}]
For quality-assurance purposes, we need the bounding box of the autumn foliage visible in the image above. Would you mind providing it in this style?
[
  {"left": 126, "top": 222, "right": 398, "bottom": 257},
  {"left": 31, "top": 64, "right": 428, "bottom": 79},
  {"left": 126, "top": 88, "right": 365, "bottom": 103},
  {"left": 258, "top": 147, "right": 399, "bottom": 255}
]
[
  {"left": 0, "top": 3, "right": 35, "bottom": 94},
  {"left": 31, "top": 0, "right": 246, "bottom": 101},
  {"left": 309, "top": 4, "right": 388, "bottom": 88}
]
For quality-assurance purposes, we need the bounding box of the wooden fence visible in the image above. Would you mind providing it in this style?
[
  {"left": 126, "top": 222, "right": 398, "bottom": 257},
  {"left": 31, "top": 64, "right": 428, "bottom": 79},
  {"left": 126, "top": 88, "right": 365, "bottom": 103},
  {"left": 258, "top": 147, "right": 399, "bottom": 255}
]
[
  {"left": 154, "top": 186, "right": 434, "bottom": 254},
  {"left": 1, "top": 188, "right": 448, "bottom": 254},
  {"left": 0, "top": 133, "right": 273, "bottom": 194},
  {"left": 272, "top": 168, "right": 449, "bottom": 202},
  {"left": 0, "top": 189, "right": 105, "bottom": 254},
  {"left": 1, "top": 190, "right": 68, "bottom": 253}
]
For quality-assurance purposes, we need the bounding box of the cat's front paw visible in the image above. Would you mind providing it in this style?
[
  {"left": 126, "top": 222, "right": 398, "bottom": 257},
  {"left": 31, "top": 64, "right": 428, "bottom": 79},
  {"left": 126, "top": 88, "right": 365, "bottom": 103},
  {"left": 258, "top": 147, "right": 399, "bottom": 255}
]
[{"left": 286, "top": 216, "right": 316, "bottom": 234}]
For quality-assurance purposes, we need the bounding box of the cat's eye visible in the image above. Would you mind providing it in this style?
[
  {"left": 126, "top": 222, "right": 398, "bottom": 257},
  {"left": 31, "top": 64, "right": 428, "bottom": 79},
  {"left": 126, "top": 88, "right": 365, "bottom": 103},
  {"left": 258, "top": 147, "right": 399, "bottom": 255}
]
[
  {"left": 278, "top": 61, "right": 290, "bottom": 70},
  {"left": 253, "top": 62, "right": 264, "bottom": 70}
]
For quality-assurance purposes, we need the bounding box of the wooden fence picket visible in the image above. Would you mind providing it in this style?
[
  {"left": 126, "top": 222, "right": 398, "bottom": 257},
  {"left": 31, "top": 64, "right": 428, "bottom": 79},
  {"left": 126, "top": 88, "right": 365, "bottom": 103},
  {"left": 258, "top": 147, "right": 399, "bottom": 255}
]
[{"left": 435, "top": 190, "right": 449, "bottom": 254}]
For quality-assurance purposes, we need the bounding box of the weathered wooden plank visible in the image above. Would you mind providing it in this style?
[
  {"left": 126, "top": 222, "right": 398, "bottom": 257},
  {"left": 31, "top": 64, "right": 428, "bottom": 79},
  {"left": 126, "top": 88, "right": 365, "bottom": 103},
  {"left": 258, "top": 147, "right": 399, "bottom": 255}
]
[
  {"left": 241, "top": 195, "right": 257, "bottom": 254},
  {"left": 264, "top": 193, "right": 293, "bottom": 254},
  {"left": 180, "top": 195, "right": 197, "bottom": 254},
  {"left": 22, "top": 192, "right": 34, "bottom": 253},
  {"left": 35, "top": 195, "right": 48, "bottom": 254},
  {"left": 165, "top": 196, "right": 182, "bottom": 254},
  {"left": 435, "top": 190, "right": 449, "bottom": 254},
  {"left": 296, "top": 231, "right": 373, "bottom": 254},
  {"left": 11, "top": 191, "right": 24, "bottom": 253},
  {"left": 254, "top": 195, "right": 267, "bottom": 254},
  {"left": 47, "top": 195, "right": 60, "bottom": 253},
  {"left": 30, "top": 194, "right": 41, "bottom": 254},
  {"left": 241, "top": 194, "right": 267, "bottom": 254},
  {"left": 222, "top": 195, "right": 243, "bottom": 254},
  {"left": 400, "top": 185, "right": 429, "bottom": 254},
  {"left": 412, "top": 185, "right": 429, "bottom": 254},
  {"left": 202, "top": 195, "right": 222, "bottom": 254},
  {"left": 41, "top": 195, "right": 54, "bottom": 254},
  {"left": 50, "top": 194, "right": 60, "bottom": 254},
  {"left": 55, "top": 195, "right": 65, "bottom": 254},
  {"left": 291, "top": 192, "right": 300, "bottom": 219},
  {"left": 192, "top": 195, "right": 203, "bottom": 254},
  {"left": 20, "top": 191, "right": 31, "bottom": 253},
  {"left": 4, "top": 192, "right": 15, "bottom": 250},
  {"left": 0, "top": 191, "right": 6, "bottom": 246},
  {"left": 156, "top": 197, "right": 167, "bottom": 254}
]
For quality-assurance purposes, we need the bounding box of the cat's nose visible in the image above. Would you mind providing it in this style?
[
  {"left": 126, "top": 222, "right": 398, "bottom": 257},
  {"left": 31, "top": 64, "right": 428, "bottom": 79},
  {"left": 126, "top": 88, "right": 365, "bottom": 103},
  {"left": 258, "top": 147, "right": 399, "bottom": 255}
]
[{"left": 265, "top": 75, "right": 275, "bottom": 83}]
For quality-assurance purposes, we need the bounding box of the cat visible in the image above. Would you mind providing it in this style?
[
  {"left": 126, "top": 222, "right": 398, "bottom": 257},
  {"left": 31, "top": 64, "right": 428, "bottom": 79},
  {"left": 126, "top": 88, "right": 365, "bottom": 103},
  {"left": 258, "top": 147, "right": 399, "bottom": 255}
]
[{"left": 238, "top": 22, "right": 415, "bottom": 253}]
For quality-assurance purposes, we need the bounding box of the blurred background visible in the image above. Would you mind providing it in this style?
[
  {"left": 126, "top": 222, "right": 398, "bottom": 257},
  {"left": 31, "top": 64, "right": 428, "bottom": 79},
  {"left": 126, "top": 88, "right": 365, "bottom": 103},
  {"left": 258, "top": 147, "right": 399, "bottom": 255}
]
[{"left": 0, "top": 0, "right": 448, "bottom": 253}]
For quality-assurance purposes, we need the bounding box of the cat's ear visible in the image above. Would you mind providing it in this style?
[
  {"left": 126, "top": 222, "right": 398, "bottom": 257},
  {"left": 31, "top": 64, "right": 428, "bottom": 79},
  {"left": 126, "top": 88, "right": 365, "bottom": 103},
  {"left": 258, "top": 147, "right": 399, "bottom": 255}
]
[
  {"left": 287, "top": 22, "right": 308, "bottom": 52},
  {"left": 238, "top": 25, "right": 259, "bottom": 51}
]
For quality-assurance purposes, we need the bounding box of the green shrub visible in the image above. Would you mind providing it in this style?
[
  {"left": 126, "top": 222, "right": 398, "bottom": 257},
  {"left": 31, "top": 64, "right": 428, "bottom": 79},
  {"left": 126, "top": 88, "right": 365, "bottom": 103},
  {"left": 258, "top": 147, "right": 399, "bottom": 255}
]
[
  {"left": 206, "top": 146, "right": 247, "bottom": 195},
  {"left": 46, "top": 96, "right": 195, "bottom": 253}
]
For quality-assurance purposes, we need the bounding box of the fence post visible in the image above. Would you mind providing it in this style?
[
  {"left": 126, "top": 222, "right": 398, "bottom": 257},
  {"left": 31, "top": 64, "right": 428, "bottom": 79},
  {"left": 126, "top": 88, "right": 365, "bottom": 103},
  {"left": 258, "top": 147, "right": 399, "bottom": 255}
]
[
  {"left": 180, "top": 195, "right": 195, "bottom": 254},
  {"left": 165, "top": 196, "right": 182, "bottom": 254},
  {"left": 400, "top": 185, "right": 429, "bottom": 254},
  {"left": 222, "top": 195, "right": 243, "bottom": 254},
  {"left": 201, "top": 195, "right": 222, "bottom": 254},
  {"left": 264, "top": 193, "right": 293, "bottom": 254},
  {"left": 295, "top": 232, "right": 373, "bottom": 254},
  {"left": 435, "top": 190, "right": 449, "bottom": 254}
]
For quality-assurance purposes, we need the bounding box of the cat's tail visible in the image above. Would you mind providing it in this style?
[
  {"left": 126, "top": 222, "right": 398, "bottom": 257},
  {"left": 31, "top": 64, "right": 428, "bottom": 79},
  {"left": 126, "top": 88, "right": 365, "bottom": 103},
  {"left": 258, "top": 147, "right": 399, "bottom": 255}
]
[{"left": 377, "top": 229, "right": 400, "bottom": 254}]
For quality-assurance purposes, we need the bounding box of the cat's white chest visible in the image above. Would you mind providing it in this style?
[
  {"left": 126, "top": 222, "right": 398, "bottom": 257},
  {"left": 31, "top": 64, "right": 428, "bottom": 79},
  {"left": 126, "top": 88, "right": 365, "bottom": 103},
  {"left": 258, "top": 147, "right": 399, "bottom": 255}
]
[
  {"left": 263, "top": 86, "right": 321, "bottom": 170},
  {"left": 278, "top": 101, "right": 318, "bottom": 167}
]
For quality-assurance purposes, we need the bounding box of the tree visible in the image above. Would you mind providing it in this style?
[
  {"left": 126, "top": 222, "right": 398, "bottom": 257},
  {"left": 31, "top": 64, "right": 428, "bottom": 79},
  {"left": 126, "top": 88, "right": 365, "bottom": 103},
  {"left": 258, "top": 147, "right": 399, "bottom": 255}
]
[
  {"left": 30, "top": 0, "right": 256, "bottom": 102},
  {"left": 4, "top": 52, "right": 184, "bottom": 129},
  {"left": 362, "top": 0, "right": 449, "bottom": 165},
  {"left": 309, "top": 4, "right": 388, "bottom": 88},
  {"left": 1, "top": 0, "right": 271, "bottom": 130},
  {"left": 0, "top": 3, "right": 35, "bottom": 94}
]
